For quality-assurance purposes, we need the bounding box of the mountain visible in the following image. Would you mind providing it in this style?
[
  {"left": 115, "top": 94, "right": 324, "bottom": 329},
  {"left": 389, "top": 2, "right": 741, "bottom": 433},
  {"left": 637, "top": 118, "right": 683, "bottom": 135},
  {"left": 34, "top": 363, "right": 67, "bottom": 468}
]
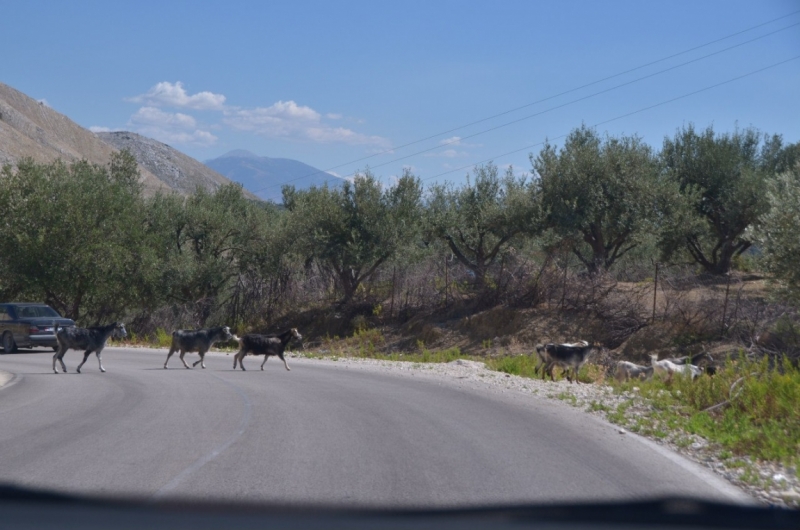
[
  {"left": 97, "top": 131, "right": 257, "bottom": 199},
  {"left": 0, "top": 82, "right": 168, "bottom": 195},
  {"left": 205, "top": 150, "right": 342, "bottom": 202},
  {"left": 0, "top": 82, "right": 252, "bottom": 198}
]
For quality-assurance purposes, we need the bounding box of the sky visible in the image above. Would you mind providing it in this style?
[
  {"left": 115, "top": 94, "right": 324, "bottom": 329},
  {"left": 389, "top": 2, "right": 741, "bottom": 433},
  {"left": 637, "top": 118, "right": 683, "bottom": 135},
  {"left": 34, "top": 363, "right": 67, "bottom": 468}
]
[{"left": 3, "top": 0, "right": 799, "bottom": 193}]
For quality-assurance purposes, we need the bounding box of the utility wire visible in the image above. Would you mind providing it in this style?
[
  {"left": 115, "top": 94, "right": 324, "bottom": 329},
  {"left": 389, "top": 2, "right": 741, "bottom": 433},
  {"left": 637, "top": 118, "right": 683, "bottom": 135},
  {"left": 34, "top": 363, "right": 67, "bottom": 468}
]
[
  {"left": 252, "top": 10, "right": 800, "bottom": 195},
  {"left": 419, "top": 55, "right": 800, "bottom": 184},
  {"left": 347, "top": 21, "right": 800, "bottom": 175}
]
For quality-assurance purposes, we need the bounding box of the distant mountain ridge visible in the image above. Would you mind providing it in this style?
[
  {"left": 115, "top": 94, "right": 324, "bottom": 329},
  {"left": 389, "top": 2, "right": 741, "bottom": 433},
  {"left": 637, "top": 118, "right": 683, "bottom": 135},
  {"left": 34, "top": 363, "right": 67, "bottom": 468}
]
[
  {"left": 97, "top": 132, "right": 257, "bottom": 199},
  {"left": 205, "top": 150, "right": 341, "bottom": 202}
]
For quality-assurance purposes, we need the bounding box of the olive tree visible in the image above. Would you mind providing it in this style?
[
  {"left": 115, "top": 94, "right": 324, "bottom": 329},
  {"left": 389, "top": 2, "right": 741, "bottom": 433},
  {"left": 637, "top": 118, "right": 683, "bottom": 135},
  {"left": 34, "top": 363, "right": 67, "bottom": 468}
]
[
  {"left": 532, "top": 126, "right": 661, "bottom": 274},
  {"left": 283, "top": 170, "right": 422, "bottom": 305},
  {"left": 0, "top": 152, "right": 149, "bottom": 322},
  {"left": 759, "top": 162, "right": 800, "bottom": 300},
  {"left": 661, "top": 125, "right": 784, "bottom": 275},
  {"left": 426, "top": 163, "right": 533, "bottom": 289},
  {"left": 143, "top": 183, "right": 267, "bottom": 325}
]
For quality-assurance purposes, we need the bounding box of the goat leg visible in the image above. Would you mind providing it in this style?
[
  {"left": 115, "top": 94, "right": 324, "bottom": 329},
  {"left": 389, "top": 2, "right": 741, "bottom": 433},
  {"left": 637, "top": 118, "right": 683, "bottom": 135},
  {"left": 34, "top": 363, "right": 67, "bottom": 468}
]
[
  {"left": 179, "top": 351, "right": 191, "bottom": 369},
  {"left": 52, "top": 349, "right": 66, "bottom": 374},
  {"left": 76, "top": 350, "right": 91, "bottom": 373},
  {"left": 164, "top": 348, "right": 176, "bottom": 369},
  {"left": 96, "top": 351, "right": 105, "bottom": 373},
  {"left": 192, "top": 350, "right": 207, "bottom": 369}
]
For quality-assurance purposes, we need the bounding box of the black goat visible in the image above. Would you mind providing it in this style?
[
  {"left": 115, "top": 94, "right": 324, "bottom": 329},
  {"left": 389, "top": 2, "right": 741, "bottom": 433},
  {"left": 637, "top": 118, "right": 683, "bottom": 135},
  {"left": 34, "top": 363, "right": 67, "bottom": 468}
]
[
  {"left": 164, "top": 326, "right": 234, "bottom": 369},
  {"left": 233, "top": 328, "right": 302, "bottom": 371},
  {"left": 52, "top": 322, "right": 127, "bottom": 374},
  {"left": 536, "top": 341, "right": 597, "bottom": 383}
]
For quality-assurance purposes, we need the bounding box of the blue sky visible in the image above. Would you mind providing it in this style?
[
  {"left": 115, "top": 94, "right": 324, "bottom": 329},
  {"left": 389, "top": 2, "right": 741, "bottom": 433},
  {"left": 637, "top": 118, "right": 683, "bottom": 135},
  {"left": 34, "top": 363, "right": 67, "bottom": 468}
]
[{"left": 3, "top": 0, "right": 799, "bottom": 191}]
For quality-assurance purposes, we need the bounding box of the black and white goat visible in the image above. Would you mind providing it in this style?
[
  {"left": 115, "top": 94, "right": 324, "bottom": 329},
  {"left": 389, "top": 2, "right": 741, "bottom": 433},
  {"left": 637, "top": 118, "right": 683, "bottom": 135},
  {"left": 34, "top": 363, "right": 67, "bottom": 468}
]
[
  {"left": 52, "top": 322, "right": 127, "bottom": 374},
  {"left": 233, "top": 328, "right": 302, "bottom": 371},
  {"left": 164, "top": 326, "right": 234, "bottom": 369},
  {"left": 536, "top": 340, "right": 596, "bottom": 383}
]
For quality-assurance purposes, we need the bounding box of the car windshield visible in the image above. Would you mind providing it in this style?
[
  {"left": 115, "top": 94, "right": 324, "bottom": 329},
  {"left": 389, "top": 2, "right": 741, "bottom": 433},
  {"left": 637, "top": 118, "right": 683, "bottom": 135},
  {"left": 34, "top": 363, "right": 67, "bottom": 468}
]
[{"left": 1, "top": 3, "right": 799, "bottom": 527}]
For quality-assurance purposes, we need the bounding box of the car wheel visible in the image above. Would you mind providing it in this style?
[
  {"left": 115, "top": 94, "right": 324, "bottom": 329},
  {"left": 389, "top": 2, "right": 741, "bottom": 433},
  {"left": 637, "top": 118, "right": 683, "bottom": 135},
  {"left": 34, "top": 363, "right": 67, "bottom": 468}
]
[{"left": 3, "top": 332, "right": 17, "bottom": 353}]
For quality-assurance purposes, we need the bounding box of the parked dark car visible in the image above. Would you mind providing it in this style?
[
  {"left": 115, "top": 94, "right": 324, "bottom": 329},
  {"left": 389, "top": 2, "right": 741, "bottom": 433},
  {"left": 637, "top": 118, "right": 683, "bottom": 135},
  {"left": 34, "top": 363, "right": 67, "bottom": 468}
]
[{"left": 0, "top": 303, "right": 75, "bottom": 352}]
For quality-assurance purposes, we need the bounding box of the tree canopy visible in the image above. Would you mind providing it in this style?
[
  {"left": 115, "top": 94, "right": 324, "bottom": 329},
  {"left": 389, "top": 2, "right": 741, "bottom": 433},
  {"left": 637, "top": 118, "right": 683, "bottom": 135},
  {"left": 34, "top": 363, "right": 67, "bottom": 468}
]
[
  {"left": 283, "top": 170, "right": 422, "bottom": 304},
  {"left": 426, "top": 163, "right": 534, "bottom": 288},
  {"left": 661, "top": 125, "right": 783, "bottom": 275},
  {"left": 532, "top": 126, "right": 660, "bottom": 274}
]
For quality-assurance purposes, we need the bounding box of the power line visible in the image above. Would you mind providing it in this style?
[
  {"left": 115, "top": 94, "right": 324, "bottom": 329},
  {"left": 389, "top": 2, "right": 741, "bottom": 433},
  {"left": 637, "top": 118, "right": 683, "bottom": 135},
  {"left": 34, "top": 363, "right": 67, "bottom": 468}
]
[
  {"left": 419, "top": 55, "right": 800, "bottom": 184},
  {"left": 250, "top": 9, "right": 800, "bottom": 195},
  {"left": 350, "top": 21, "right": 799, "bottom": 175}
]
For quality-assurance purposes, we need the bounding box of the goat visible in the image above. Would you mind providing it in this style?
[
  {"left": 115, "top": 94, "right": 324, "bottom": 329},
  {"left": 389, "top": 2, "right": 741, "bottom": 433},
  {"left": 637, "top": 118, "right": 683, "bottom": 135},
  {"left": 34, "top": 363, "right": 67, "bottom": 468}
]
[
  {"left": 535, "top": 340, "right": 588, "bottom": 379},
  {"left": 52, "top": 322, "right": 127, "bottom": 374},
  {"left": 649, "top": 354, "right": 702, "bottom": 383},
  {"left": 538, "top": 341, "right": 596, "bottom": 383},
  {"left": 614, "top": 360, "right": 653, "bottom": 382},
  {"left": 233, "top": 328, "right": 302, "bottom": 371},
  {"left": 534, "top": 344, "right": 551, "bottom": 378},
  {"left": 164, "top": 326, "right": 234, "bottom": 369}
]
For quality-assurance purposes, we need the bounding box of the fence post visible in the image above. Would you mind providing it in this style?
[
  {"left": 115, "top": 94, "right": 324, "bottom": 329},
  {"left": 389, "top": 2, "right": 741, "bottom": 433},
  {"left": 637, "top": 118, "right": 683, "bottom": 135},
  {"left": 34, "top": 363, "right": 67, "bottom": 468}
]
[
  {"left": 652, "top": 262, "right": 659, "bottom": 323},
  {"left": 720, "top": 272, "right": 732, "bottom": 336},
  {"left": 560, "top": 253, "right": 568, "bottom": 309},
  {"left": 389, "top": 266, "right": 396, "bottom": 319},
  {"left": 444, "top": 254, "right": 449, "bottom": 307}
]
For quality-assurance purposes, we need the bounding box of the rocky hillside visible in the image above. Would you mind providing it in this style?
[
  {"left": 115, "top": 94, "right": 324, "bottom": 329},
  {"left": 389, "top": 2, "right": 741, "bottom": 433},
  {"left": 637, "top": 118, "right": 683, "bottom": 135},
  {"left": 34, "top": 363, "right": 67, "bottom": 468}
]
[
  {"left": 97, "top": 131, "right": 257, "bottom": 199},
  {"left": 0, "top": 82, "right": 168, "bottom": 195},
  {"left": 0, "top": 82, "right": 253, "bottom": 198}
]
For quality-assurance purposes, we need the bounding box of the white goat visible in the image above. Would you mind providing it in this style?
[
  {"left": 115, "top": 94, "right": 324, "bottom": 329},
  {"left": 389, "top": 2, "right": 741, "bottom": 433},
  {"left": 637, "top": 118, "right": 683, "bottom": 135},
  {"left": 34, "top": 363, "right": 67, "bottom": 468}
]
[
  {"left": 614, "top": 360, "right": 653, "bottom": 382},
  {"left": 649, "top": 354, "right": 702, "bottom": 382}
]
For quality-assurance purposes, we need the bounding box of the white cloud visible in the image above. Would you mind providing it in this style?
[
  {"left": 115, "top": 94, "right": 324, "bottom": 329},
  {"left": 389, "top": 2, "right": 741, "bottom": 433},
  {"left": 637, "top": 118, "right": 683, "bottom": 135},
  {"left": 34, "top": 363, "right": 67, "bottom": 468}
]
[
  {"left": 128, "top": 106, "right": 217, "bottom": 147},
  {"left": 131, "top": 106, "right": 197, "bottom": 128},
  {"left": 128, "top": 81, "right": 226, "bottom": 110},
  {"left": 124, "top": 82, "right": 389, "bottom": 148},
  {"left": 426, "top": 148, "right": 469, "bottom": 158},
  {"left": 440, "top": 136, "right": 461, "bottom": 145},
  {"left": 90, "top": 126, "right": 112, "bottom": 133},
  {"left": 224, "top": 100, "right": 390, "bottom": 147}
]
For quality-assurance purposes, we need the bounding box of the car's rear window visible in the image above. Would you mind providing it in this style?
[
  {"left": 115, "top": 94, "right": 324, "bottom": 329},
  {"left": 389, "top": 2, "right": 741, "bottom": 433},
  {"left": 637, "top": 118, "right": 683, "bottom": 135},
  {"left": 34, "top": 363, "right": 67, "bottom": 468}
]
[
  {"left": 16, "top": 306, "right": 61, "bottom": 318},
  {"left": 34, "top": 306, "right": 61, "bottom": 317}
]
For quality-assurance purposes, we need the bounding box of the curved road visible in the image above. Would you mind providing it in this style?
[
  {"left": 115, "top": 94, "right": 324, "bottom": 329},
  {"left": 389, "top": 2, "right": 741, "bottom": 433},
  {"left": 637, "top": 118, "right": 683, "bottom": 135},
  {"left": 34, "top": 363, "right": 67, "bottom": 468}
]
[{"left": 0, "top": 347, "right": 748, "bottom": 507}]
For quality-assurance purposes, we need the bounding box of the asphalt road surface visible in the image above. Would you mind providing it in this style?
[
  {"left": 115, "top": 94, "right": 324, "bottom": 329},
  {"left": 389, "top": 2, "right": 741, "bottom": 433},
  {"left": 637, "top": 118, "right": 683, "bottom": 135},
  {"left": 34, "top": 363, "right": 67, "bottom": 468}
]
[{"left": 0, "top": 347, "right": 750, "bottom": 507}]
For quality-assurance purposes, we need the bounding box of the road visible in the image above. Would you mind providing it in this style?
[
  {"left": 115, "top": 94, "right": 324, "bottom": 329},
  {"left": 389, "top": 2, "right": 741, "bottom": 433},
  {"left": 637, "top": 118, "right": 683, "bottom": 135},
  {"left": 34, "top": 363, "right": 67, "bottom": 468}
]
[{"left": 0, "top": 347, "right": 749, "bottom": 507}]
